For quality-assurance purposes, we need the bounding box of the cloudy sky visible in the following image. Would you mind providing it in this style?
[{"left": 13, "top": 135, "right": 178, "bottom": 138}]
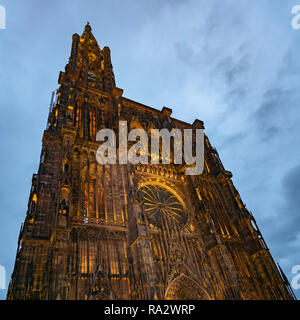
[{"left": 0, "top": 0, "right": 299, "bottom": 300}]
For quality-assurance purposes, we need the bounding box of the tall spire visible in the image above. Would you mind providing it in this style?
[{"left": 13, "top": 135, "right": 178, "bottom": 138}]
[
  {"left": 60, "top": 23, "right": 116, "bottom": 92},
  {"left": 86, "top": 21, "right": 91, "bottom": 29},
  {"left": 84, "top": 21, "right": 92, "bottom": 34},
  {"left": 81, "top": 21, "right": 97, "bottom": 45}
]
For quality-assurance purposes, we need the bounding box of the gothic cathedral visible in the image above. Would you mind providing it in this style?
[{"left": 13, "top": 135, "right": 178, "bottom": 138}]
[{"left": 7, "top": 24, "right": 295, "bottom": 300}]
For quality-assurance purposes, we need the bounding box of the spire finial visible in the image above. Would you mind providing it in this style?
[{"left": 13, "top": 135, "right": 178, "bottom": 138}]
[{"left": 85, "top": 21, "right": 92, "bottom": 32}]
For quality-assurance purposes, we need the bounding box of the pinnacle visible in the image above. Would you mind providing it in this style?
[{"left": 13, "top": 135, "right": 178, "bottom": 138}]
[{"left": 84, "top": 21, "right": 92, "bottom": 33}]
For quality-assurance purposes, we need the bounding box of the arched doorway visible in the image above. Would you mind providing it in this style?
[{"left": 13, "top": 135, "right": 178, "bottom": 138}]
[{"left": 165, "top": 274, "right": 211, "bottom": 300}]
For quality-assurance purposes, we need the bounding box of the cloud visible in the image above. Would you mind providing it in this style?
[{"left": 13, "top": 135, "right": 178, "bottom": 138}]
[
  {"left": 215, "top": 50, "right": 249, "bottom": 86},
  {"left": 258, "top": 165, "right": 300, "bottom": 294},
  {"left": 252, "top": 88, "right": 286, "bottom": 141},
  {"left": 282, "top": 165, "right": 300, "bottom": 241},
  {"left": 0, "top": 0, "right": 300, "bottom": 299}
]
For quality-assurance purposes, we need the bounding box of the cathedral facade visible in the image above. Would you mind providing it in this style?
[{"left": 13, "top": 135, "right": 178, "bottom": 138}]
[{"left": 7, "top": 24, "right": 295, "bottom": 300}]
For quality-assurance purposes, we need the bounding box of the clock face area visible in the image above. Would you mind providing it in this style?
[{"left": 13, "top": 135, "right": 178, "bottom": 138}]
[{"left": 138, "top": 184, "right": 187, "bottom": 228}]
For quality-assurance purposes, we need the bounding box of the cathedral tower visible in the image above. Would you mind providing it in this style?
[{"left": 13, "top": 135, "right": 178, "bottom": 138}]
[{"left": 7, "top": 24, "right": 295, "bottom": 300}]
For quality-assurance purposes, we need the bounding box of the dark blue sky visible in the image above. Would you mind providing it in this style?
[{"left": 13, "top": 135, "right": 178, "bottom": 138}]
[{"left": 0, "top": 0, "right": 299, "bottom": 299}]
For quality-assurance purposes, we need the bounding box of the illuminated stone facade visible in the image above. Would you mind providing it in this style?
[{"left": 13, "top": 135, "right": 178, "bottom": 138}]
[{"left": 7, "top": 24, "right": 295, "bottom": 300}]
